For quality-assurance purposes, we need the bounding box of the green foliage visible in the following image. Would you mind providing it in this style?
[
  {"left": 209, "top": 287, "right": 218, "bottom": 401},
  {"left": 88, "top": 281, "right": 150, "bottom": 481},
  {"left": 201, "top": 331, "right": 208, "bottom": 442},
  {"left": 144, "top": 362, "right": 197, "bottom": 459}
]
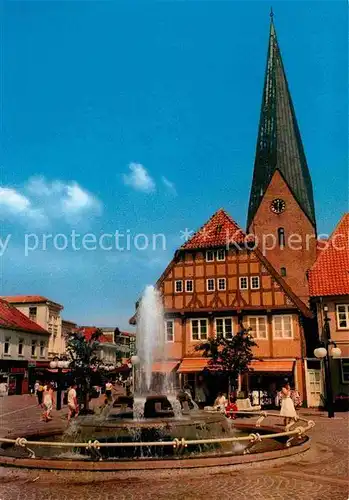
[
  {"left": 195, "top": 328, "right": 257, "bottom": 384},
  {"left": 65, "top": 328, "right": 104, "bottom": 410}
]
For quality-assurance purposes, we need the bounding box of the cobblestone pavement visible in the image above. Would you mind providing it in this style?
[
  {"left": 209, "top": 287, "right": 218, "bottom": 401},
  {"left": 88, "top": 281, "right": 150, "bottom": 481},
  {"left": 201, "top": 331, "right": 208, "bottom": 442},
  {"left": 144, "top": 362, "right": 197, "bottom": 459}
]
[{"left": 0, "top": 396, "right": 348, "bottom": 500}]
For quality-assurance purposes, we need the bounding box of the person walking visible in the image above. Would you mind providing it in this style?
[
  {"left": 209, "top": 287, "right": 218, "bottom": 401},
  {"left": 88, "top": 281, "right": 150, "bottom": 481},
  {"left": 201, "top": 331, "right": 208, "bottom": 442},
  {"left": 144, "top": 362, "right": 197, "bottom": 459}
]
[
  {"left": 67, "top": 384, "right": 79, "bottom": 422},
  {"left": 0, "top": 379, "right": 8, "bottom": 397},
  {"left": 36, "top": 381, "right": 44, "bottom": 407},
  {"left": 105, "top": 380, "right": 113, "bottom": 402},
  {"left": 41, "top": 383, "right": 54, "bottom": 422},
  {"left": 280, "top": 382, "right": 297, "bottom": 428}
]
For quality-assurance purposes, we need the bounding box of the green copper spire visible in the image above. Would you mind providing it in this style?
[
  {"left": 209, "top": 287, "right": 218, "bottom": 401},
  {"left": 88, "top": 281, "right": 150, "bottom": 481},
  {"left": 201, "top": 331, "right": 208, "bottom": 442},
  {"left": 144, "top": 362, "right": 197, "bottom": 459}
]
[{"left": 247, "top": 15, "right": 316, "bottom": 229}]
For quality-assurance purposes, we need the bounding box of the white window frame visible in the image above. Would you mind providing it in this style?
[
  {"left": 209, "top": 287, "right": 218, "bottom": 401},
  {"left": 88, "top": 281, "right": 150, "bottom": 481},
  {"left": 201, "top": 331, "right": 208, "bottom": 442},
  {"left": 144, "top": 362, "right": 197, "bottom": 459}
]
[
  {"left": 217, "top": 249, "right": 226, "bottom": 261},
  {"left": 185, "top": 280, "right": 194, "bottom": 293},
  {"left": 206, "top": 250, "right": 215, "bottom": 262},
  {"left": 175, "top": 280, "right": 183, "bottom": 293},
  {"left": 31, "top": 339, "right": 37, "bottom": 357},
  {"left": 206, "top": 278, "right": 215, "bottom": 292},
  {"left": 336, "top": 304, "right": 349, "bottom": 329},
  {"left": 217, "top": 278, "right": 226, "bottom": 291},
  {"left": 191, "top": 318, "right": 208, "bottom": 341},
  {"left": 4, "top": 337, "right": 11, "bottom": 355},
  {"left": 247, "top": 316, "right": 268, "bottom": 339},
  {"left": 272, "top": 315, "right": 293, "bottom": 339},
  {"left": 239, "top": 276, "right": 248, "bottom": 290},
  {"left": 215, "top": 317, "right": 233, "bottom": 339},
  {"left": 165, "top": 320, "right": 174, "bottom": 343},
  {"left": 340, "top": 359, "right": 349, "bottom": 384},
  {"left": 250, "top": 276, "right": 260, "bottom": 290},
  {"left": 18, "top": 338, "right": 24, "bottom": 356},
  {"left": 39, "top": 341, "right": 45, "bottom": 358}
]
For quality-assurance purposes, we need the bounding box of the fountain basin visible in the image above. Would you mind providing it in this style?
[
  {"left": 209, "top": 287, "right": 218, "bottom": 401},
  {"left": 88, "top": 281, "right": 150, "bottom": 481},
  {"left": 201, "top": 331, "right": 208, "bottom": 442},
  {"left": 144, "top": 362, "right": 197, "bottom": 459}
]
[{"left": 0, "top": 419, "right": 310, "bottom": 470}]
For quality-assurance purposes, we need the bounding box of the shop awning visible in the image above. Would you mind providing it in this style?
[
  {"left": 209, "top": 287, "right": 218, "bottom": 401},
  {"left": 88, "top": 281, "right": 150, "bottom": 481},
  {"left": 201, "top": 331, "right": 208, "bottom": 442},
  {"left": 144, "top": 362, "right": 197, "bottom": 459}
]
[
  {"left": 152, "top": 361, "right": 180, "bottom": 373},
  {"left": 177, "top": 358, "right": 210, "bottom": 373},
  {"left": 250, "top": 360, "right": 294, "bottom": 373}
]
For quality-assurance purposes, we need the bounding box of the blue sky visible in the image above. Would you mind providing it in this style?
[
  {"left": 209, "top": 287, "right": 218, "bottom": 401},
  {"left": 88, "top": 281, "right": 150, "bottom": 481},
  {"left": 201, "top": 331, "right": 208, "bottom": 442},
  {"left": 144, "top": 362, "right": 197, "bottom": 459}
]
[{"left": 0, "top": 1, "right": 347, "bottom": 329}]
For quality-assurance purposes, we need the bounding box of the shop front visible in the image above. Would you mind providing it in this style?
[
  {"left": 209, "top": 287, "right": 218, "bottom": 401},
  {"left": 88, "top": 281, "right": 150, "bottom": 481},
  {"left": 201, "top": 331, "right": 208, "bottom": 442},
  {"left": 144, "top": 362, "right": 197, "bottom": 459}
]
[
  {"left": 0, "top": 360, "right": 29, "bottom": 395},
  {"left": 242, "top": 359, "right": 296, "bottom": 409}
]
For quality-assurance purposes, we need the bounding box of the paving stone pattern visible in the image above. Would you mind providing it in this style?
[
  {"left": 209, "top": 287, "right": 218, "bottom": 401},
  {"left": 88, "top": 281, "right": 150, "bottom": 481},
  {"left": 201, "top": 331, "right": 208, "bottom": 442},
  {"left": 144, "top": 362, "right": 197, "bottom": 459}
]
[{"left": 0, "top": 395, "right": 348, "bottom": 500}]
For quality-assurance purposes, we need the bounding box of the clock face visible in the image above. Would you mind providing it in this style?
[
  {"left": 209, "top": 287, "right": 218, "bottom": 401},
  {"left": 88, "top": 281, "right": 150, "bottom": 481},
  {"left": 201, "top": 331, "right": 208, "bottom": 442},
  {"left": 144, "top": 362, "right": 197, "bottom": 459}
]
[{"left": 270, "top": 198, "right": 286, "bottom": 214}]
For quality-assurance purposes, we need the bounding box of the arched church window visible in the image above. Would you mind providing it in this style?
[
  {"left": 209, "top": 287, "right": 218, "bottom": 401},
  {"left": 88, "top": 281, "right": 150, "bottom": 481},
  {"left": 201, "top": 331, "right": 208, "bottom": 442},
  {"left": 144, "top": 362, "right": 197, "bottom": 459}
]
[{"left": 278, "top": 228, "right": 285, "bottom": 248}]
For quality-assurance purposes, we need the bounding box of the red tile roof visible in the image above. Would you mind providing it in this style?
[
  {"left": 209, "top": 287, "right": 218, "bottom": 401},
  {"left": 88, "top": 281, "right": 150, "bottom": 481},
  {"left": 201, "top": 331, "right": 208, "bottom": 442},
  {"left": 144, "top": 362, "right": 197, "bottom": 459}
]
[
  {"left": 79, "top": 327, "right": 111, "bottom": 344},
  {"left": 181, "top": 208, "right": 249, "bottom": 250},
  {"left": 0, "top": 298, "right": 49, "bottom": 335},
  {"left": 308, "top": 213, "right": 349, "bottom": 297},
  {"left": 1, "top": 295, "right": 63, "bottom": 308}
]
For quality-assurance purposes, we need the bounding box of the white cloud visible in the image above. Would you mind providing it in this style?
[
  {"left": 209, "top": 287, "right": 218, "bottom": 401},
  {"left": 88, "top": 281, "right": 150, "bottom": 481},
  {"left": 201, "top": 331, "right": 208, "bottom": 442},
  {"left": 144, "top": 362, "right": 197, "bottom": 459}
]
[
  {"left": 0, "top": 187, "right": 47, "bottom": 225},
  {"left": 161, "top": 176, "right": 177, "bottom": 196},
  {"left": 123, "top": 163, "right": 155, "bottom": 193},
  {"left": 0, "top": 177, "right": 102, "bottom": 227}
]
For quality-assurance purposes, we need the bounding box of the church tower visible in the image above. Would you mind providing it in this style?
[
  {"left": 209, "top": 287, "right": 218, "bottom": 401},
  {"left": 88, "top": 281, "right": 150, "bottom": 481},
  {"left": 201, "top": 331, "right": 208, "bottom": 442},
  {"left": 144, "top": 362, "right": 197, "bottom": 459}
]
[{"left": 247, "top": 14, "right": 317, "bottom": 304}]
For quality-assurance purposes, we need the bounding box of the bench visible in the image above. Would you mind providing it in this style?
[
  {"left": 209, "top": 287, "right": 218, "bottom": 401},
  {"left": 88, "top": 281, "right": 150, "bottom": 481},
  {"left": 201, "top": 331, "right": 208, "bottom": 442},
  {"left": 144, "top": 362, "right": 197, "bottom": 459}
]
[{"left": 236, "top": 398, "right": 261, "bottom": 412}]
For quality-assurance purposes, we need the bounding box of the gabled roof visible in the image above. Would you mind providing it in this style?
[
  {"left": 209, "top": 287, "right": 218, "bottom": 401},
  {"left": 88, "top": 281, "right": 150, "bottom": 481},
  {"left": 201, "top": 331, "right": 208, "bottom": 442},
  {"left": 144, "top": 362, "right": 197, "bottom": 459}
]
[
  {"left": 180, "top": 208, "right": 247, "bottom": 250},
  {"left": 130, "top": 208, "right": 311, "bottom": 321},
  {"left": 308, "top": 214, "right": 349, "bottom": 297},
  {"left": 1, "top": 295, "right": 63, "bottom": 309},
  {"left": 247, "top": 17, "right": 316, "bottom": 229},
  {"left": 0, "top": 298, "right": 49, "bottom": 335}
]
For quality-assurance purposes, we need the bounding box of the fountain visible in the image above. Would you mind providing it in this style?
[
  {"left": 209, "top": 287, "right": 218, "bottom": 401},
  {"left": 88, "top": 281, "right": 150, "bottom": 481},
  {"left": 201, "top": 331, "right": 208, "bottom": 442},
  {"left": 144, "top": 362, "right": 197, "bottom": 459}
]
[{"left": 0, "top": 285, "right": 314, "bottom": 468}]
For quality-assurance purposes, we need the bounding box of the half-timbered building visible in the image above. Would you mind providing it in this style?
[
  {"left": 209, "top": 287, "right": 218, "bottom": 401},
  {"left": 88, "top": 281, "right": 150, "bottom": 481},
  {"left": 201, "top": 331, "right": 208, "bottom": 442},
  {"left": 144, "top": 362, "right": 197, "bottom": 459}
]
[{"left": 145, "top": 209, "right": 311, "bottom": 404}]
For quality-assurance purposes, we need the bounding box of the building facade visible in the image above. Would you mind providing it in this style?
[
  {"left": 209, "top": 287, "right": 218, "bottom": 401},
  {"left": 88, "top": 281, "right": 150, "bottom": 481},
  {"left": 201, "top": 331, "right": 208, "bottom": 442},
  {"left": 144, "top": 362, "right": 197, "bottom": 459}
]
[
  {"left": 129, "top": 16, "right": 329, "bottom": 407},
  {"left": 79, "top": 327, "right": 121, "bottom": 365},
  {"left": 131, "top": 210, "right": 312, "bottom": 404},
  {"left": 308, "top": 214, "right": 349, "bottom": 406},
  {"left": 1, "top": 295, "right": 65, "bottom": 357},
  {"left": 0, "top": 298, "right": 50, "bottom": 394}
]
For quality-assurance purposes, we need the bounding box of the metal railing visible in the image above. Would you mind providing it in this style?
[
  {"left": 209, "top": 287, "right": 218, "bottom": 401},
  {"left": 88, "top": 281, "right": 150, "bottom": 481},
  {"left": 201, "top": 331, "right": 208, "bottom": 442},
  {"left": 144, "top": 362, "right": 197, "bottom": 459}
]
[{"left": 0, "top": 411, "right": 315, "bottom": 460}]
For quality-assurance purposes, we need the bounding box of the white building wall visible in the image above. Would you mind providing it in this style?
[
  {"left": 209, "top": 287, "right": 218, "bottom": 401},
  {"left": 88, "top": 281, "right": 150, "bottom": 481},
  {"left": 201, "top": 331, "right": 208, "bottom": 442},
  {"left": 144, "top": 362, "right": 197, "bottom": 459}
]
[{"left": 0, "top": 327, "right": 49, "bottom": 361}]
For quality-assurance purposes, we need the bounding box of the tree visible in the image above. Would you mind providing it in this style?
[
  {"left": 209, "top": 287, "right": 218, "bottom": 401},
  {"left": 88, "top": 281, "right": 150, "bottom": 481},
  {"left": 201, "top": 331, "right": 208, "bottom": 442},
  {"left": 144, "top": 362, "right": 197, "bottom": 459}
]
[
  {"left": 65, "top": 328, "right": 104, "bottom": 412},
  {"left": 195, "top": 328, "right": 257, "bottom": 396}
]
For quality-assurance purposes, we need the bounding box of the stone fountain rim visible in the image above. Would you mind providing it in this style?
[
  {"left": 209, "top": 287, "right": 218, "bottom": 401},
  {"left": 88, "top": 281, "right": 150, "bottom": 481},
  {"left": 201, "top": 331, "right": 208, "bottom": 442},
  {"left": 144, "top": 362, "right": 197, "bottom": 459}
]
[{"left": 0, "top": 423, "right": 310, "bottom": 471}]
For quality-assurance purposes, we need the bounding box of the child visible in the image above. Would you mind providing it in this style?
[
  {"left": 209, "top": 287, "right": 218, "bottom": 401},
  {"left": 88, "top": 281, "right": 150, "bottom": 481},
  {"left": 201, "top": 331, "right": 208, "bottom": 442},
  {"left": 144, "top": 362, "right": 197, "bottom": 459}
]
[{"left": 225, "top": 396, "right": 238, "bottom": 419}]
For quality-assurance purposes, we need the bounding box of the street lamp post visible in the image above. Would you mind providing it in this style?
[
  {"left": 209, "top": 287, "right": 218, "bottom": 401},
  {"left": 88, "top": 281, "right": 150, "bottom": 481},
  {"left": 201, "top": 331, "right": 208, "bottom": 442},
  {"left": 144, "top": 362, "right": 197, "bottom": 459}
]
[
  {"left": 314, "top": 306, "right": 342, "bottom": 418},
  {"left": 49, "top": 357, "right": 69, "bottom": 411}
]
